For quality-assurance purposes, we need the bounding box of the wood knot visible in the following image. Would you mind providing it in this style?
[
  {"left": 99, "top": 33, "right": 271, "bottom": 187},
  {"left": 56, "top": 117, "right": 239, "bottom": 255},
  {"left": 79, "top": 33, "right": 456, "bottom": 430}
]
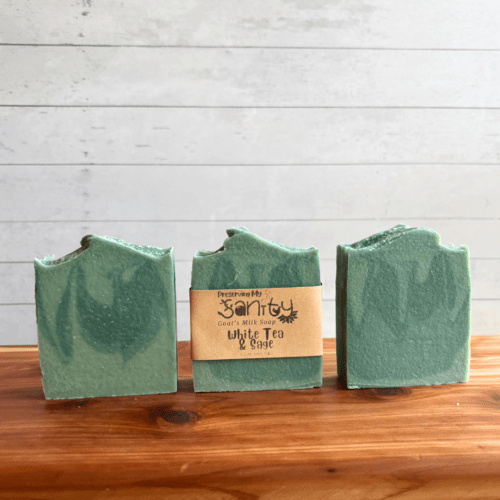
[
  {"left": 149, "top": 407, "right": 199, "bottom": 425},
  {"left": 482, "top": 392, "right": 500, "bottom": 408},
  {"left": 490, "top": 392, "right": 500, "bottom": 405},
  {"left": 48, "top": 398, "right": 91, "bottom": 409},
  {"left": 360, "top": 387, "right": 413, "bottom": 399}
]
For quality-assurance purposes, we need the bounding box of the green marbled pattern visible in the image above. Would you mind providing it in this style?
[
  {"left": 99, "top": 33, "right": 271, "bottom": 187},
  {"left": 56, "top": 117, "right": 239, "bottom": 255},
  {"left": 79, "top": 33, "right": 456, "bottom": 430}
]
[
  {"left": 35, "top": 235, "right": 177, "bottom": 399},
  {"left": 336, "top": 224, "right": 471, "bottom": 389},
  {"left": 191, "top": 227, "right": 322, "bottom": 392}
]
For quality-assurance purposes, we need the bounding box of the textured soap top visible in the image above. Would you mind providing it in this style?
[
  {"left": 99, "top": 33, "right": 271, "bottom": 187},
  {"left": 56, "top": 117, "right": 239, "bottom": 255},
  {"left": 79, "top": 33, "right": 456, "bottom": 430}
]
[
  {"left": 336, "top": 224, "right": 471, "bottom": 389},
  {"left": 192, "top": 227, "right": 321, "bottom": 290},
  {"left": 35, "top": 235, "right": 177, "bottom": 399},
  {"left": 191, "top": 227, "right": 323, "bottom": 392}
]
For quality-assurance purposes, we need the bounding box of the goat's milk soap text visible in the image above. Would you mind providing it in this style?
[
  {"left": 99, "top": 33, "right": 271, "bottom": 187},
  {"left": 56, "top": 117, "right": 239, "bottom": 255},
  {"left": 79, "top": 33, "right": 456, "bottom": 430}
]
[
  {"left": 35, "top": 235, "right": 177, "bottom": 399},
  {"left": 336, "top": 224, "right": 471, "bottom": 389}
]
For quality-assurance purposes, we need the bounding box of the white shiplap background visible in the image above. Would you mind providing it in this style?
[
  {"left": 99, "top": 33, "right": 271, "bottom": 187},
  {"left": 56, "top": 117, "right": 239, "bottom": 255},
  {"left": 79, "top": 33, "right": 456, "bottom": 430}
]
[{"left": 1, "top": 0, "right": 499, "bottom": 344}]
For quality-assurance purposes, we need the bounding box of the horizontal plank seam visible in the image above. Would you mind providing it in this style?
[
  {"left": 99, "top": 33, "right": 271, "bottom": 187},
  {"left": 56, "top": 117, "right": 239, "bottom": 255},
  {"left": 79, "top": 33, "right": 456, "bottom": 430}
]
[
  {"left": 2, "top": 44, "right": 500, "bottom": 51},
  {"left": 2, "top": 217, "right": 500, "bottom": 223},
  {"left": 0, "top": 257, "right": 496, "bottom": 264},
  {"left": 1, "top": 260, "right": 194, "bottom": 264},
  {"left": 4, "top": 105, "right": 500, "bottom": 110},
  {"left": 0, "top": 257, "right": 500, "bottom": 266},
  {"left": 2, "top": 163, "right": 500, "bottom": 167},
  {"left": 1, "top": 299, "right": 498, "bottom": 306}
]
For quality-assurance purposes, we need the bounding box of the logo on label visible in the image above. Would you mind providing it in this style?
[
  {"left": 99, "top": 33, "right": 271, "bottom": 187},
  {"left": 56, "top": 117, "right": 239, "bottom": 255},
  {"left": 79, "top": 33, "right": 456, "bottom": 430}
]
[
  {"left": 279, "top": 309, "right": 298, "bottom": 324},
  {"left": 217, "top": 292, "right": 299, "bottom": 324}
]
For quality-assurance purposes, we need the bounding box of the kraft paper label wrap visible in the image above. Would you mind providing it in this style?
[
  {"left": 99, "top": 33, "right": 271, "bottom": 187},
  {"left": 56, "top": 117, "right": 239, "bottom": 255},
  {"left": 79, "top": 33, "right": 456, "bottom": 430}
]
[{"left": 190, "top": 286, "right": 323, "bottom": 361}]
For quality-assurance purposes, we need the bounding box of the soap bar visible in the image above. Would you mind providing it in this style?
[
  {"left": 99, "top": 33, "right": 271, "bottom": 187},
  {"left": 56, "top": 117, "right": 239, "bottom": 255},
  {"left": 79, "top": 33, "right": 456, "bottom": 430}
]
[
  {"left": 191, "top": 227, "right": 322, "bottom": 392},
  {"left": 35, "top": 235, "right": 177, "bottom": 399},
  {"left": 336, "top": 224, "right": 470, "bottom": 389}
]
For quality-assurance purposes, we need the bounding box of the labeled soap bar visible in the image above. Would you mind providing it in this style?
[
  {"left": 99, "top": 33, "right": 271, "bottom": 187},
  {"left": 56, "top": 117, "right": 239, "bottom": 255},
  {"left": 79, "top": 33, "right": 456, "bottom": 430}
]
[
  {"left": 191, "top": 227, "right": 323, "bottom": 392},
  {"left": 35, "top": 235, "right": 177, "bottom": 399},
  {"left": 336, "top": 224, "right": 471, "bottom": 389}
]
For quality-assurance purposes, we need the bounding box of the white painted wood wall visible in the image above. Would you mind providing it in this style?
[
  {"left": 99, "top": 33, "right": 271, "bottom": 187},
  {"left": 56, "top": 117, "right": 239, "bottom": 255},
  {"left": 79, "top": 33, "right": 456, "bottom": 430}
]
[{"left": 1, "top": 0, "right": 499, "bottom": 344}]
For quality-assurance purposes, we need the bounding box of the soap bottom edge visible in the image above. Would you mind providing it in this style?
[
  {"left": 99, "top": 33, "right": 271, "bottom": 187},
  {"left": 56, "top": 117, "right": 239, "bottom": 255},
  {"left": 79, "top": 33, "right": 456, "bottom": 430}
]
[
  {"left": 42, "top": 386, "right": 178, "bottom": 400},
  {"left": 193, "top": 380, "right": 323, "bottom": 393},
  {"left": 44, "top": 389, "right": 177, "bottom": 401},
  {"left": 192, "top": 356, "right": 323, "bottom": 393},
  {"left": 345, "top": 378, "right": 469, "bottom": 390}
]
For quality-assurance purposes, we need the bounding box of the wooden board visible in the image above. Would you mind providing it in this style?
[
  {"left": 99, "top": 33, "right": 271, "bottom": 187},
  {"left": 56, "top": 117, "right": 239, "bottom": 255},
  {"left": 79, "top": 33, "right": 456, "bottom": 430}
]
[
  {"left": 1, "top": 337, "right": 500, "bottom": 499},
  {"left": 3, "top": 165, "right": 500, "bottom": 221},
  {"left": 2, "top": 0, "right": 500, "bottom": 350},
  {"left": 2, "top": 0, "right": 499, "bottom": 49},
  {"left": 3, "top": 107, "right": 500, "bottom": 166},
  {"left": 3, "top": 47, "right": 500, "bottom": 107},
  {"left": 2, "top": 108, "right": 500, "bottom": 165}
]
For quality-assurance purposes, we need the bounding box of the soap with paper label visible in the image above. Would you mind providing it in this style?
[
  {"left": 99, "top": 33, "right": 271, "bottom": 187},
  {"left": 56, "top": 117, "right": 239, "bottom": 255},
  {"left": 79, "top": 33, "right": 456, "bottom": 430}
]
[
  {"left": 191, "top": 227, "right": 322, "bottom": 392},
  {"left": 336, "top": 224, "right": 470, "bottom": 389},
  {"left": 35, "top": 235, "right": 177, "bottom": 399}
]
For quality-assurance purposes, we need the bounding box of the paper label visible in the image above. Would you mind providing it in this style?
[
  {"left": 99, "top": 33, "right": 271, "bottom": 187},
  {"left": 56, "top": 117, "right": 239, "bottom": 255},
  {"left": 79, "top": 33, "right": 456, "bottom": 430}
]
[{"left": 190, "top": 286, "right": 322, "bottom": 360}]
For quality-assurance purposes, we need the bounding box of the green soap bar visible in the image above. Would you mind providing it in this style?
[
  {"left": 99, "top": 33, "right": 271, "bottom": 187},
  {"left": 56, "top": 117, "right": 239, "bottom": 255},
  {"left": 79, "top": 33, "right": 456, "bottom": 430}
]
[
  {"left": 35, "top": 235, "right": 177, "bottom": 399},
  {"left": 336, "top": 224, "right": 470, "bottom": 389},
  {"left": 191, "top": 227, "right": 322, "bottom": 392}
]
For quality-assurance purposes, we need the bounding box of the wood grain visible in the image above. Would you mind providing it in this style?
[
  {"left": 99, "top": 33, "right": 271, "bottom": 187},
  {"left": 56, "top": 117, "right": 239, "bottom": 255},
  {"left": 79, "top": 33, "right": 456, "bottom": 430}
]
[
  {"left": 2, "top": 0, "right": 499, "bottom": 49},
  {"left": 3, "top": 47, "right": 500, "bottom": 107},
  {"left": 1, "top": 337, "right": 500, "bottom": 499}
]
